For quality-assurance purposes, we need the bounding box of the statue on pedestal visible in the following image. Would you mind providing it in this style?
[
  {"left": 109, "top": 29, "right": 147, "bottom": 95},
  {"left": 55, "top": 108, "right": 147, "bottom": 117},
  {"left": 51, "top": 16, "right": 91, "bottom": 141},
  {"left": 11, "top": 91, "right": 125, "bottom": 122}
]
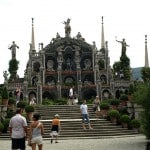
[
  {"left": 3, "top": 70, "right": 9, "bottom": 83},
  {"left": 116, "top": 38, "right": 129, "bottom": 56},
  {"left": 9, "top": 41, "right": 19, "bottom": 59},
  {"left": 63, "top": 18, "right": 71, "bottom": 37}
]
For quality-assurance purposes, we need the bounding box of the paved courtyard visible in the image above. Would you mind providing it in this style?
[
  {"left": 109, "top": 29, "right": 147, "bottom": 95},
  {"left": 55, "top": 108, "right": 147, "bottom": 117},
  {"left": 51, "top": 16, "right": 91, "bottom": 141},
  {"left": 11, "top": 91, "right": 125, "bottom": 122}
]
[{"left": 0, "top": 135, "right": 148, "bottom": 150}]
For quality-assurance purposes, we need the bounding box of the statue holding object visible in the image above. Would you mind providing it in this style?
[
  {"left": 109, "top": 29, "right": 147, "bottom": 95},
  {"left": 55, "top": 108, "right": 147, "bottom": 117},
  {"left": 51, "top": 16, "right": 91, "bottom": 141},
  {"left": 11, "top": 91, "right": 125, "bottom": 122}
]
[
  {"left": 116, "top": 38, "right": 129, "bottom": 56},
  {"left": 9, "top": 41, "right": 19, "bottom": 59},
  {"left": 63, "top": 18, "right": 71, "bottom": 37}
]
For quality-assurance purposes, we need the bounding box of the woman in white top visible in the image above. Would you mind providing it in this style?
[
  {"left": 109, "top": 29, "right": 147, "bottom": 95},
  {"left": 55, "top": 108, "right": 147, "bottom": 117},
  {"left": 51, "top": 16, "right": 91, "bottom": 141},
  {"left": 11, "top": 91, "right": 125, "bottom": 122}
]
[{"left": 29, "top": 113, "right": 44, "bottom": 150}]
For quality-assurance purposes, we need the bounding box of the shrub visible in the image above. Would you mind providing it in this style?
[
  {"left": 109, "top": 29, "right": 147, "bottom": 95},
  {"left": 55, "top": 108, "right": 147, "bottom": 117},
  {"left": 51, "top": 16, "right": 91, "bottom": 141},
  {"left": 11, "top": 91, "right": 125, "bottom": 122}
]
[
  {"left": 17, "top": 101, "right": 27, "bottom": 108},
  {"left": 100, "top": 102, "right": 110, "bottom": 110},
  {"left": 133, "top": 83, "right": 150, "bottom": 139},
  {"left": 3, "top": 118, "right": 10, "bottom": 133},
  {"left": 130, "top": 119, "right": 141, "bottom": 129},
  {"left": 120, "top": 114, "right": 130, "bottom": 123},
  {"left": 120, "top": 94, "right": 128, "bottom": 101},
  {"left": 102, "top": 99, "right": 111, "bottom": 104},
  {"left": 0, "top": 122, "right": 4, "bottom": 132},
  {"left": 2, "top": 87, "right": 9, "bottom": 99},
  {"left": 6, "top": 109, "right": 15, "bottom": 118},
  {"left": 108, "top": 110, "right": 120, "bottom": 118},
  {"left": 25, "top": 105, "right": 35, "bottom": 113},
  {"left": 42, "top": 99, "right": 54, "bottom": 105},
  {"left": 8, "top": 98, "right": 16, "bottom": 105},
  {"left": 55, "top": 98, "right": 67, "bottom": 105},
  {"left": 118, "top": 107, "right": 128, "bottom": 115},
  {"left": 110, "top": 99, "right": 120, "bottom": 106}
]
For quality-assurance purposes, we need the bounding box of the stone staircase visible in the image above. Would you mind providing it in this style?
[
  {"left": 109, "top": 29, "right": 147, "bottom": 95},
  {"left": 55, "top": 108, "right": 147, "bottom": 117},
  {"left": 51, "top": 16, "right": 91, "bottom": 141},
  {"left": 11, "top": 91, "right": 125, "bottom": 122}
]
[
  {"left": 0, "top": 105, "right": 139, "bottom": 139},
  {"left": 35, "top": 105, "right": 138, "bottom": 139}
]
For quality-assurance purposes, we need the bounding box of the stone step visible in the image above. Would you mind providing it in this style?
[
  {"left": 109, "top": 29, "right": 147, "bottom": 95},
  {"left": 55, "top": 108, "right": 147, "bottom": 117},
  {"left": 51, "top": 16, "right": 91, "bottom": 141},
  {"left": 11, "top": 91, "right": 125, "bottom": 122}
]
[
  {"left": 0, "top": 105, "right": 139, "bottom": 139},
  {"left": 34, "top": 105, "right": 98, "bottom": 120}
]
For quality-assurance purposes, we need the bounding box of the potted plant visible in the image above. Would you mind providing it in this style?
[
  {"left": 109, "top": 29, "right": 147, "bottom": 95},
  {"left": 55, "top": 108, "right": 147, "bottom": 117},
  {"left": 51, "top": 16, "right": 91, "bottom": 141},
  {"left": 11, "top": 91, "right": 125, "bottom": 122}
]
[
  {"left": 110, "top": 99, "right": 120, "bottom": 109},
  {"left": 3, "top": 118, "right": 10, "bottom": 133},
  {"left": 108, "top": 109, "right": 120, "bottom": 124},
  {"left": 100, "top": 102, "right": 110, "bottom": 110},
  {"left": 130, "top": 119, "right": 141, "bottom": 131},
  {"left": 0, "top": 122, "right": 4, "bottom": 134},
  {"left": 120, "top": 94, "right": 128, "bottom": 106},
  {"left": 1, "top": 87, "right": 9, "bottom": 106},
  {"left": 128, "top": 84, "right": 134, "bottom": 101},
  {"left": 8, "top": 98, "right": 16, "bottom": 109},
  {"left": 100, "top": 102, "right": 110, "bottom": 118},
  {"left": 25, "top": 105, "right": 35, "bottom": 113},
  {"left": 17, "top": 101, "right": 27, "bottom": 110},
  {"left": 25, "top": 105, "right": 35, "bottom": 122},
  {"left": 120, "top": 114, "right": 130, "bottom": 128}
]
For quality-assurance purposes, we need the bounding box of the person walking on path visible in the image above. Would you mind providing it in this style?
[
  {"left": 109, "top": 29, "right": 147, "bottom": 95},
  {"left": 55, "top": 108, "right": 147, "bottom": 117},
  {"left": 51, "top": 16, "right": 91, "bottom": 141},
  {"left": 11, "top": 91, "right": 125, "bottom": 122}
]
[
  {"left": 9, "top": 108, "right": 28, "bottom": 150},
  {"left": 28, "top": 113, "right": 44, "bottom": 150},
  {"left": 80, "top": 100, "right": 93, "bottom": 130},
  {"left": 50, "top": 114, "right": 61, "bottom": 144}
]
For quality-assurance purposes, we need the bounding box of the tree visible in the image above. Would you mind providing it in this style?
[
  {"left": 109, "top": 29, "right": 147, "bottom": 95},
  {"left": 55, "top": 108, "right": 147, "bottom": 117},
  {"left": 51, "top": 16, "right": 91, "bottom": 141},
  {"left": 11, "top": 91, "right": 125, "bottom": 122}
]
[
  {"left": 1, "top": 87, "right": 9, "bottom": 99},
  {"left": 113, "top": 55, "right": 131, "bottom": 80},
  {"left": 136, "top": 67, "right": 150, "bottom": 140},
  {"left": 141, "top": 67, "right": 150, "bottom": 83},
  {"left": 8, "top": 59, "right": 19, "bottom": 81}
]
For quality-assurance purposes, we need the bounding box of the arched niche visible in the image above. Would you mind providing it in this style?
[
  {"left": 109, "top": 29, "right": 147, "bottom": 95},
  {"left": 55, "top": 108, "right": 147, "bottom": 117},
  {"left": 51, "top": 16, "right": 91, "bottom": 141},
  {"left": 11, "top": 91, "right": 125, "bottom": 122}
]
[
  {"left": 42, "top": 91, "right": 56, "bottom": 100},
  {"left": 32, "top": 76, "right": 38, "bottom": 86},
  {"left": 83, "top": 74, "right": 94, "bottom": 85},
  {"left": 45, "top": 76, "right": 56, "bottom": 85},
  {"left": 102, "top": 89, "right": 110, "bottom": 100},
  {"left": 82, "top": 88, "right": 96, "bottom": 100},
  {"left": 29, "top": 91, "right": 36, "bottom": 103},
  {"left": 33, "top": 62, "right": 40, "bottom": 72},
  {"left": 64, "top": 76, "right": 76, "bottom": 86},
  {"left": 80, "top": 56, "right": 92, "bottom": 70},
  {"left": 100, "top": 74, "right": 107, "bottom": 84}
]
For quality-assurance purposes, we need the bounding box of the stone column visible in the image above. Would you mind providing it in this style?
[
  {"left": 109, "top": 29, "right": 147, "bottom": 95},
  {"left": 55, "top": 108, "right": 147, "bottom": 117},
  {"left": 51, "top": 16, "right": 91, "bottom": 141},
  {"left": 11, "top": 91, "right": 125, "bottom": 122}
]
[
  {"left": 78, "top": 80, "right": 82, "bottom": 100},
  {"left": 27, "top": 66, "right": 32, "bottom": 85},
  {"left": 57, "top": 81, "right": 61, "bottom": 99},
  {"left": 97, "top": 80, "right": 102, "bottom": 100},
  {"left": 23, "top": 71, "right": 28, "bottom": 101},
  {"left": 36, "top": 73, "right": 42, "bottom": 104},
  {"left": 40, "top": 66, "right": 44, "bottom": 84},
  {"left": 57, "top": 49, "right": 63, "bottom": 98}
]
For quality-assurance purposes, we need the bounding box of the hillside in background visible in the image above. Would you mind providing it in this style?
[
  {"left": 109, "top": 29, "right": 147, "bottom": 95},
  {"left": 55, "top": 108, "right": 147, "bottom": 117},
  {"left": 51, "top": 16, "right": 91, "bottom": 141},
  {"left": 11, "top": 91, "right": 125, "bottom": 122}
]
[{"left": 131, "top": 67, "right": 142, "bottom": 80}]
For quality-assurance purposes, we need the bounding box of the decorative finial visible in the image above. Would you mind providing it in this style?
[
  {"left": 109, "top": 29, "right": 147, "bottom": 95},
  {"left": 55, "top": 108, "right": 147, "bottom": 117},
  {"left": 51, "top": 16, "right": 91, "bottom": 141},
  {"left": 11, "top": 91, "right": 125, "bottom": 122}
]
[
  {"left": 31, "top": 18, "right": 35, "bottom": 51},
  {"left": 145, "top": 35, "right": 147, "bottom": 43},
  {"left": 32, "top": 18, "right": 34, "bottom": 27},
  {"left": 145, "top": 35, "right": 149, "bottom": 67},
  {"left": 102, "top": 16, "right": 103, "bottom": 24},
  {"left": 101, "top": 16, "right": 105, "bottom": 48}
]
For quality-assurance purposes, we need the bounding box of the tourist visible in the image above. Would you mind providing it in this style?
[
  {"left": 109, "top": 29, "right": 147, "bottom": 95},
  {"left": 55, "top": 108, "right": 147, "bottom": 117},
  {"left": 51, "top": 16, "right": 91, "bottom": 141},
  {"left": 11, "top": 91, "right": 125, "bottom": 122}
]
[
  {"left": 15, "top": 86, "right": 21, "bottom": 105},
  {"left": 73, "top": 91, "right": 78, "bottom": 105},
  {"left": 93, "top": 96, "right": 101, "bottom": 119},
  {"left": 29, "top": 96, "right": 36, "bottom": 106},
  {"left": 9, "top": 108, "right": 28, "bottom": 150},
  {"left": 80, "top": 100, "right": 93, "bottom": 130},
  {"left": 28, "top": 113, "right": 44, "bottom": 150},
  {"left": 50, "top": 114, "right": 61, "bottom": 143},
  {"left": 68, "top": 86, "right": 74, "bottom": 105}
]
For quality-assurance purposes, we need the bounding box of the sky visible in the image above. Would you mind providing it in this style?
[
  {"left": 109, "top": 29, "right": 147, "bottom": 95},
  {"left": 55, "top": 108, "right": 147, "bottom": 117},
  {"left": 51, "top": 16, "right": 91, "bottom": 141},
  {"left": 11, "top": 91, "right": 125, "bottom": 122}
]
[{"left": 0, "top": 0, "right": 150, "bottom": 84}]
